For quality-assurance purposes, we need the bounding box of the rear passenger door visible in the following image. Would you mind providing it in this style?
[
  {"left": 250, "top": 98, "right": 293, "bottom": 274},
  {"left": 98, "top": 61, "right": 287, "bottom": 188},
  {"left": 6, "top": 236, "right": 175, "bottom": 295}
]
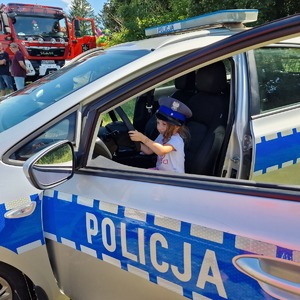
[{"left": 250, "top": 43, "right": 300, "bottom": 185}]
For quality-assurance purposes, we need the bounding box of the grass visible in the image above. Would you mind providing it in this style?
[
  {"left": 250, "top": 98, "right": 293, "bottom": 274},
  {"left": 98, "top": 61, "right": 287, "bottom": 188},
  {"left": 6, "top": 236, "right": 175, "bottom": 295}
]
[{"left": 102, "top": 98, "right": 135, "bottom": 125}]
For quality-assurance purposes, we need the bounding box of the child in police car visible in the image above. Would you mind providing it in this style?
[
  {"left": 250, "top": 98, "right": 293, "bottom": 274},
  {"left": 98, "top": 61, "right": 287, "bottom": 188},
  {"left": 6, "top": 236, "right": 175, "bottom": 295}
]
[{"left": 129, "top": 96, "right": 192, "bottom": 174}]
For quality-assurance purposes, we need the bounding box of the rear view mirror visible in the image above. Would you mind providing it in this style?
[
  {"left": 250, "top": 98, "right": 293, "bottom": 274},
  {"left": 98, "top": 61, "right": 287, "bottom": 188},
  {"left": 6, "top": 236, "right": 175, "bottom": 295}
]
[
  {"left": 23, "top": 140, "right": 74, "bottom": 189},
  {"left": 7, "top": 12, "right": 17, "bottom": 19}
]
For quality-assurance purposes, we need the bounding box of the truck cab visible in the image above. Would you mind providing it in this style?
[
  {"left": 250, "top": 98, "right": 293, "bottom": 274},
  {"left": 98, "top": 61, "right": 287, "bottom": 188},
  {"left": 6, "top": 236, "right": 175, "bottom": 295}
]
[{"left": 0, "top": 3, "right": 96, "bottom": 82}]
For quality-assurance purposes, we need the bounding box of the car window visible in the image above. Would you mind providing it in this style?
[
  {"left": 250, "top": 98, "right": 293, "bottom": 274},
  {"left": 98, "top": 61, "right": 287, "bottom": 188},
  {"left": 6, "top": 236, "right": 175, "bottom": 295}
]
[
  {"left": 254, "top": 47, "right": 300, "bottom": 112},
  {"left": 9, "top": 112, "right": 76, "bottom": 162},
  {"left": 0, "top": 49, "right": 149, "bottom": 133},
  {"left": 91, "top": 59, "right": 232, "bottom": 176}
]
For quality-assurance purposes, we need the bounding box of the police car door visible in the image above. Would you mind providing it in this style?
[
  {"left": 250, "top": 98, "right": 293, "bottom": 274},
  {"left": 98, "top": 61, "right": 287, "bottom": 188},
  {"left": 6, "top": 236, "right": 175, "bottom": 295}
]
[
  {"left": 27, "top": 14, "right": 300, "bottom": 300},
  {"left": 249, "top": 42, "right": 300, "bottom": 186}
]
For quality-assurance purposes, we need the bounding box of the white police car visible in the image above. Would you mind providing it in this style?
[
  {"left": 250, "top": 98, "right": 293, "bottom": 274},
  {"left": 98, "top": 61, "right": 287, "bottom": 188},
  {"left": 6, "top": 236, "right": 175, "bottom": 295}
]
[{"left": 0, "top": 9, "right": 300, "bottom": 300}]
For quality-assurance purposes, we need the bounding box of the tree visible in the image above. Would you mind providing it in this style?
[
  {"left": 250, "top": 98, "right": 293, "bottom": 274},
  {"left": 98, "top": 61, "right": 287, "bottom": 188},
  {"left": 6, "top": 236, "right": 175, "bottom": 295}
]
[
  {"left": 68, "top": 0, "right": 95, "bottom": 36},
  {"left": 99, "top": 1, "right": 123, "bottom": 32},
  {"left": 68, "top": 0, "right": 95, "bottom": 20},
  {"left": 101, "top": 0, "right": 186, "bottom": 44},
  {"left": 100, "top": 0, "right": 300, "bottom": 45}
]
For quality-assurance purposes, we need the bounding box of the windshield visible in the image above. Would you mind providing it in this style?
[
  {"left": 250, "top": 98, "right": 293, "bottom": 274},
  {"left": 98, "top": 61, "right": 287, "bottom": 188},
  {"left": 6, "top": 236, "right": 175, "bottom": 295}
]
[
  {"left": 13, "top": 16, "right": 68, "bottom": 39},
  {"left": 0, "top": 49, "right": 149, "bottom": 133}
]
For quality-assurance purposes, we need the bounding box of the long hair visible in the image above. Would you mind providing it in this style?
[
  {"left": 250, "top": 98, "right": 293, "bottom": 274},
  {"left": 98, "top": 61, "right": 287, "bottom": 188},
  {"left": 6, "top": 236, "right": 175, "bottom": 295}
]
[{"left": 162, "top": 123, "right": 191, "bottom": 144}]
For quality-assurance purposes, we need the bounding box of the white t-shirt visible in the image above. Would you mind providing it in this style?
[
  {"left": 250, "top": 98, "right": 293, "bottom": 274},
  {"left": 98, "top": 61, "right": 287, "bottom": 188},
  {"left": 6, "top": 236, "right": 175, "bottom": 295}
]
[{"left": 155, "top": 133, "right": 185, "bottom": 173}]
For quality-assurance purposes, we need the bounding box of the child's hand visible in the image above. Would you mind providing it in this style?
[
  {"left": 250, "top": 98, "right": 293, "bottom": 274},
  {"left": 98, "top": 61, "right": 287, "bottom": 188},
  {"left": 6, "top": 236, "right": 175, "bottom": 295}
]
[{"left": 129, "top": 130, "right": 145, "bottom": 142}]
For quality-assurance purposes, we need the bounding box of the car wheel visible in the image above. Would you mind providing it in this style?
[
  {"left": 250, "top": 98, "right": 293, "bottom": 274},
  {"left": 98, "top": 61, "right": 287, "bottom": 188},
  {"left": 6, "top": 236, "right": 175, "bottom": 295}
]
[{"left": 0, "top": 262, "right": 36, "bottom": 300}]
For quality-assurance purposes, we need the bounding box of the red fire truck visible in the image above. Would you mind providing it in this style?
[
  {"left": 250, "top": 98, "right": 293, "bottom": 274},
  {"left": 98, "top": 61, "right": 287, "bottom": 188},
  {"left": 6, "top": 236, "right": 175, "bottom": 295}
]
[{"left": 0, "top": 2, "right": 96, "bottom": 81}]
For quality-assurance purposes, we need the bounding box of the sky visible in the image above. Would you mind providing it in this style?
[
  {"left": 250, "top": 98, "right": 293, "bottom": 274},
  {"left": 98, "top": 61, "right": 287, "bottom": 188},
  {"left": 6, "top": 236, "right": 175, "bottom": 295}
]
[{"left": 1, "top": 0, "right": 107, "bottom": 15}]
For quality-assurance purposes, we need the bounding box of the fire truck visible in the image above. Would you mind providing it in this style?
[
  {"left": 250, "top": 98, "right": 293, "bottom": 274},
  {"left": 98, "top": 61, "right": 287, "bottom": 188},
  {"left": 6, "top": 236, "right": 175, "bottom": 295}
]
[{"left": 0, "top": 2, "right": 96, "bottom": 81}]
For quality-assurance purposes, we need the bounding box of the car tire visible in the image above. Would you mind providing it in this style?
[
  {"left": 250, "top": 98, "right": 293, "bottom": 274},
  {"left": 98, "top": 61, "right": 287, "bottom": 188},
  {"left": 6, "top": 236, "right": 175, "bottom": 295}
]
[{"left": 0, "top": 262, "right": 36, "bottom": 300}]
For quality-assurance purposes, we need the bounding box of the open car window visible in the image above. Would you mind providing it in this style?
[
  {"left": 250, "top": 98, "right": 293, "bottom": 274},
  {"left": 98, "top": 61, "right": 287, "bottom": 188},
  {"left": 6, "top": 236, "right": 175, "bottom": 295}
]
[{"left": 89, "top": 58, "right": 233, "bottom": 177}]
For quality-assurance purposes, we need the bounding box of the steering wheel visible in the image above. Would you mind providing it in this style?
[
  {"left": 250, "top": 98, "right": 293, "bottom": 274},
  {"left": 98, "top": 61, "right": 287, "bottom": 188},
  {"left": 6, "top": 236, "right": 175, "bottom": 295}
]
[
  {"left": 94, "top": 137, "right": 113, "bottom": 159},
  {"left": 114, "top": 106, "right": 141, "bottom": 152},
  {"left": 96, "top": 106, "right": 140, "bottom": 158}
]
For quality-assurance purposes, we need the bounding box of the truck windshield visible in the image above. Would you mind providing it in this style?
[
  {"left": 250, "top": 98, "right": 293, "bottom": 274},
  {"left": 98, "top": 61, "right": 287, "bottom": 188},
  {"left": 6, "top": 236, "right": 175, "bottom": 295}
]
[
  {"left": 0, "top": 49, "right": 149, "bottom": 133},
  {"left": 13, "top": 16, "right": 68, "bottom": 39}
]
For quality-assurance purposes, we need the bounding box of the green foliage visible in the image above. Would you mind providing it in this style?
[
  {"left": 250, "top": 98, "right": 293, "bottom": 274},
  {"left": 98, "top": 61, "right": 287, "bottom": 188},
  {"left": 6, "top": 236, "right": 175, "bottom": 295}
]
[
  {"left": 68, "top": 0, "right": 95, "bottom": 21},
  {"left": 102, "top": 99, "right": 136, "bottom": 125},
  {"left": 37, "top": 144, "right": 72, "bottom": 165},
  {"left": 107, "top": 28, "right": 130, "bottom": 46},
  {"left": 100, "top": 0, "right": 300, "bottom": 45}
]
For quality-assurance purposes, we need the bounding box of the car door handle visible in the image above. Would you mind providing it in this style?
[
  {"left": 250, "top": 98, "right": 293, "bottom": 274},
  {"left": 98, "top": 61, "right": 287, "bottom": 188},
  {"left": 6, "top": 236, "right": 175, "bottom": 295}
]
[
  {"left": 4, "top": 201, "right": 36, "bottom": 219},
  {"left": 233, "top": 254, "right": 300, "bottom": 300}
]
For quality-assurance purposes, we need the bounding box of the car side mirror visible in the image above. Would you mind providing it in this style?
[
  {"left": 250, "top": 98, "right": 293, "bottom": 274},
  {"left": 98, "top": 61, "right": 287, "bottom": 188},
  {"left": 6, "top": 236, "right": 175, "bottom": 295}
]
[
  {"left": 23, "top": 140, "right": 74, "bottom": 190},
  {"left": 74, "top": 19, "right": 80, "bottom": 31},
  {"left": 74, "top": 19, "right": 81, "bottom": 37}
]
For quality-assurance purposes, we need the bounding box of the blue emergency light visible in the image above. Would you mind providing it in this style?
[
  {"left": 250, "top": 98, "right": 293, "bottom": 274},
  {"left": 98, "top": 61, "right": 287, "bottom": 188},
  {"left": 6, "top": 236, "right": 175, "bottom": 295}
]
[{"left": 145, "top": 9, "right": 258, "bottom": 37}]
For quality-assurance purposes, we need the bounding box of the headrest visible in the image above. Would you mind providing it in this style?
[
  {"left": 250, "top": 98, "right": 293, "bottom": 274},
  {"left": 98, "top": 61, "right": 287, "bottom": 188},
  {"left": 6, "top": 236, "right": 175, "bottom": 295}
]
[
  {"left": 175, "top": 72, "right": 195, "bottom": 91},
  {"left": 196, "top": 62, "right": 227, "bottom": 94},
  {"left": 188, "top": 94, "right": 227, "bottom": 126}
]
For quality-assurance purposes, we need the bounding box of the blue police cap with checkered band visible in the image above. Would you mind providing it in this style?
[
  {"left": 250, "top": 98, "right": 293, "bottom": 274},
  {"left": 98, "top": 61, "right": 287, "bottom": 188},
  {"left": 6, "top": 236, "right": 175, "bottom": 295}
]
[{"left": 156, "top": 96, "right": 192, "bottom": 126}]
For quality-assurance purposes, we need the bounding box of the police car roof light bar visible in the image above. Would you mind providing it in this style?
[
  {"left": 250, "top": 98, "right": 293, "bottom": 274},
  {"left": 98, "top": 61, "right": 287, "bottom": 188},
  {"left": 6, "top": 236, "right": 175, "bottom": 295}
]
[{"left": 145, "top": 9, "right": 258, "bottom": 37}]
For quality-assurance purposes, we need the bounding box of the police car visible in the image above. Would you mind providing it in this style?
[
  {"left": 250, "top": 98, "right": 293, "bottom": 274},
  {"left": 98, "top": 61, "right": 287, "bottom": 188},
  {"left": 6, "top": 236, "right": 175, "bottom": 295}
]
[{"left": 0, "top": 9, "right": 300, "bottom": 300}]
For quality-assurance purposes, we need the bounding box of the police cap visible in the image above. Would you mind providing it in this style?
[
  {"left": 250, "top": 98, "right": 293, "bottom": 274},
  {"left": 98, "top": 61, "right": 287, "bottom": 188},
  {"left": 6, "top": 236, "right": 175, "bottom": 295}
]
[{"left": 156, "top": 96, "right": 192, "bottom": 126}]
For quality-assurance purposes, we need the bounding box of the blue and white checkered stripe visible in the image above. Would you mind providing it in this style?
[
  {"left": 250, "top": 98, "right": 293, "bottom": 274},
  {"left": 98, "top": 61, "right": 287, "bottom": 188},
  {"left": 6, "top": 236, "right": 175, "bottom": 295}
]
[
  {"left": 254, "top": 127, "right": 300, "bottom": 175},
  {"left": 42, "top": 190, "right": 300, "bottom": 299},
  {"left": 0, "top": 193, "right": 44, "bottom": 254}
]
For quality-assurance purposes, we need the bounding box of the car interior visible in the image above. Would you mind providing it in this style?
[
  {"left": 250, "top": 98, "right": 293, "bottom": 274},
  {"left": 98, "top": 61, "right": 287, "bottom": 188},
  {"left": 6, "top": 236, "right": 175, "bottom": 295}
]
[{"left": 94, "top": 59, "right": 232, "bottom": 176}]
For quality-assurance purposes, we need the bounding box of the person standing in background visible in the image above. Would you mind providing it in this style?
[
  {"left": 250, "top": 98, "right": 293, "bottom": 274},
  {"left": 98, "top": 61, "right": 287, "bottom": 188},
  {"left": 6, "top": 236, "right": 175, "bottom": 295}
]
[
  {"left": 9, "top": 43, "right": 29, "bottom": 90},
  {"left": 0, "top": 43, "right": 13, "bottom": 97}
]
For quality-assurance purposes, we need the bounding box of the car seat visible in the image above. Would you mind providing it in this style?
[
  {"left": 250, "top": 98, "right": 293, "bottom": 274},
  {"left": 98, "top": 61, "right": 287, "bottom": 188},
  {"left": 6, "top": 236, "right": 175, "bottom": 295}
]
[
  {"left": 144, "top": 72, "right": 196, "bottom": 140},
  {"left": 184, "top": 61, "right": 229, "bottom": 175},
  {"left": 171, "top": 71, "right": 196, "bottom": 103}
]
